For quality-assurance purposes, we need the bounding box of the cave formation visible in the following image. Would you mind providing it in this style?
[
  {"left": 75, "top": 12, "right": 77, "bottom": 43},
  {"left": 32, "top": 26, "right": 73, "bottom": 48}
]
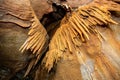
[{"left": 0, "top": 0, "right": 120, "bottom": 80}]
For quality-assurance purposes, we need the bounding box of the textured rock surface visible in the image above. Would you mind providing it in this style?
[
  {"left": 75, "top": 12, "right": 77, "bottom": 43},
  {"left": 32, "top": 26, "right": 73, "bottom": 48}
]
[
  {"left": 0, "top": 0, "right": 53, "bottom": 79},
  {"left": 0, "top": 23, "right": 32, "bottom": 80},
  {"left": 30, "top": 0, "right": 53, "bottom": 19}
]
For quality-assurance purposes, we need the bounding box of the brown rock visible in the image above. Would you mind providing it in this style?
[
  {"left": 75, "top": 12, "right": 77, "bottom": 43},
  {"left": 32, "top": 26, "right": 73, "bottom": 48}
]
[
  {"left": 30, "top": 0, "right": 53, "bottom": 19},
  {"left": 0, "top": 0, "right": 53, "bottom": 79}
]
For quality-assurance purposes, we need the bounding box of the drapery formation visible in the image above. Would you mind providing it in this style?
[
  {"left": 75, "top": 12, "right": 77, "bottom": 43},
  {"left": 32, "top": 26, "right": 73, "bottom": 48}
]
[
  {"left": 43, "top": 0, "right": 120, "bottom": 71},
  {"left": 39, "top": 0, "right": 120, "bottom": 79}
]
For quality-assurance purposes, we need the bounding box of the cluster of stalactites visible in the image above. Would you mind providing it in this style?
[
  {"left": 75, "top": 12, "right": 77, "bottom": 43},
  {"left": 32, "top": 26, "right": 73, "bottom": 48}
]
[{"left": 43, "top": 0, "right": 120, "bottom": 71}]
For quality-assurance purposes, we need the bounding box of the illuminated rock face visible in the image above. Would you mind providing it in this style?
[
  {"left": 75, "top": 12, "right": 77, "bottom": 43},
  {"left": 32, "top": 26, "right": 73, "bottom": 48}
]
[
  {"left": 35, "top": 19, "right": 120, "bottom": 80},
  {"left": 47, "top": 15, "right": 120, "bottom": 80}
]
